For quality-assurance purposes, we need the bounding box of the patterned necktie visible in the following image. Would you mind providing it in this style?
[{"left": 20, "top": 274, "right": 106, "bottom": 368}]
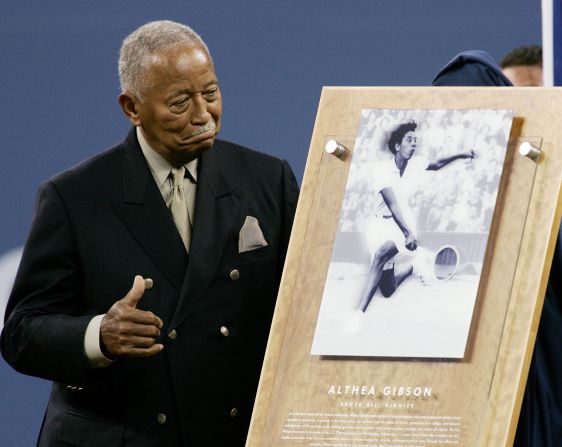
[{"left": 167, "top": 166, "right": 191, "bottom": 252}]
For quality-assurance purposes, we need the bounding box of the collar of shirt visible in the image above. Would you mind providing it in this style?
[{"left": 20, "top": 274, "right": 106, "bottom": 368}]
[{"left": 136, "top": 127, "right": 198, "bottom": 192}]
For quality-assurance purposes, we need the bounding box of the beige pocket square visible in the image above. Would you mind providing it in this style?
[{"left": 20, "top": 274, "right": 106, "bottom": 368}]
[{"left": 239, "top": 216, "right": 268, "bottom": 253}]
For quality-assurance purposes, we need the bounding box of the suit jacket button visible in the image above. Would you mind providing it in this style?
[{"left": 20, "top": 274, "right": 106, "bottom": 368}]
[
  {"left": 144, "top": 278, "right": 154, "bottom": 289},
  {"left": 156, "top": 413, "right": 167, "bottom": 425},
  {"left": 220, "top": 326, "right": 229, "bottom": 337},
  {"left": 168, "top": 329, "right": 177, "bottom": 340},
  {"left": 230, "top": 407, "right": 238, "bottom": 418},
  {"left": 229, "top": 269, "right": 240, "bottom": 281}
]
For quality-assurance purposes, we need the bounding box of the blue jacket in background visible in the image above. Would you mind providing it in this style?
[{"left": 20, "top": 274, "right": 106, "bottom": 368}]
[{"left": 432, "top": 50, "right": 562, "bottom": 447}]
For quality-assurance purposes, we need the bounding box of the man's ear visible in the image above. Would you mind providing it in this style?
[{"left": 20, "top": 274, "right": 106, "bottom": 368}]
[{"left": 118, "top": 93, "right": 142, "bottom": 126}]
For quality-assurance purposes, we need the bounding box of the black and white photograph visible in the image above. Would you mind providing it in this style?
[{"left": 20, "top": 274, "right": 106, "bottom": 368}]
[{"left": 311, "top": 108, "right": 513, "bottom": 358}]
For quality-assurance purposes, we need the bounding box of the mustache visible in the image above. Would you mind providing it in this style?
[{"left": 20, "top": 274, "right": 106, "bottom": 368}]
[{"left": 191, "top": 121, "right": 216, "bottom": 136}]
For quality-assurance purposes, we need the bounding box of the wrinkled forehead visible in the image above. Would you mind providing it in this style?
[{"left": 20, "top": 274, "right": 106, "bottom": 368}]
[{"left": 139, "top": 44, "right": 217, "bottom": 94}]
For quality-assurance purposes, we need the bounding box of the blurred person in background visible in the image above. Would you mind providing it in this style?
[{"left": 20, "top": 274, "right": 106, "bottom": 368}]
[{"left": 500, "top": 45, "right": 543, "bottom": 86}]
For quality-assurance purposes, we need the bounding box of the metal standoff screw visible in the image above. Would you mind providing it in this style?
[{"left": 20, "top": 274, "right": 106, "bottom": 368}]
[
  {"left": 519, "top": 142, "right": 541, "bottom": 162},
  {"left": 325, "top": 139, "right": 347, "bottom": 158}
]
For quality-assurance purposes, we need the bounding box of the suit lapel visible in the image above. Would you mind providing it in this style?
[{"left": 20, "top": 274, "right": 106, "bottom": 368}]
[
  {"left": 112, "top": 129, "right": 188, "bottom": 291},
  {"left": 170, "top": 143, "right": 241, "bottom": 328}
]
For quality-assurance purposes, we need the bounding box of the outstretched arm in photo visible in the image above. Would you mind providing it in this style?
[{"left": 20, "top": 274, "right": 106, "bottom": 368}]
[{"left": 427, "top": 149, "right": 475, "bottom": 171}]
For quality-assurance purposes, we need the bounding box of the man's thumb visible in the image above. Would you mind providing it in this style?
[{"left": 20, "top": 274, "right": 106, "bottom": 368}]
[{"left": 122, "top": 275, "right": 146, "bottom": 308}]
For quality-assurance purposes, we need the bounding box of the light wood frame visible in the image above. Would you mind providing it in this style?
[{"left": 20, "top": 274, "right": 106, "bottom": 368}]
[{"left": 247, "top": 88, "right": 562, "bottom": 447}]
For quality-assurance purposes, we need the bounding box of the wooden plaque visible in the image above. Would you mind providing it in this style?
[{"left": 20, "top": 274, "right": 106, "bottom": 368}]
[{"left": 247, "top": 88, "right": 562, "bottom": 447}]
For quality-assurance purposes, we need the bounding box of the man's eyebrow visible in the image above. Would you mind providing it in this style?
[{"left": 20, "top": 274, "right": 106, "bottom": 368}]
[
  {"left": 204, "top": 80, "right": 219, "bottom": 88},
  {"left": 170, "top": 81, "right": 219, "bottom": 97}
]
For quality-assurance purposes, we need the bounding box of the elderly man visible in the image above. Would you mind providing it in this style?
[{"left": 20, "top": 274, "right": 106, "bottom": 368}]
[{"left": 1, "top": 20, "right": 298, "bottom": 446}]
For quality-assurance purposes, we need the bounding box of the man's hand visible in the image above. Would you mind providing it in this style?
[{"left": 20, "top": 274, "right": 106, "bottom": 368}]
[
  {"left": 100, "top": 276, "right": 164, "bottom": 358},
  {"left": 404, "top": 233, "right": 417, "bottom": 251}
]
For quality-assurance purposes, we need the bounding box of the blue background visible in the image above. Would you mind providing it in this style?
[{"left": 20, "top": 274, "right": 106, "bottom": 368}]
[{"left": 0, "top": 1, "right": 540, "bottom": 445}]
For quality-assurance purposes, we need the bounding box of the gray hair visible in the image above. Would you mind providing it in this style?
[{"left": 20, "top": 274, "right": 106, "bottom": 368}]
[{"left": 118, "top": 20, "right": 211, "bottom": 97}]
